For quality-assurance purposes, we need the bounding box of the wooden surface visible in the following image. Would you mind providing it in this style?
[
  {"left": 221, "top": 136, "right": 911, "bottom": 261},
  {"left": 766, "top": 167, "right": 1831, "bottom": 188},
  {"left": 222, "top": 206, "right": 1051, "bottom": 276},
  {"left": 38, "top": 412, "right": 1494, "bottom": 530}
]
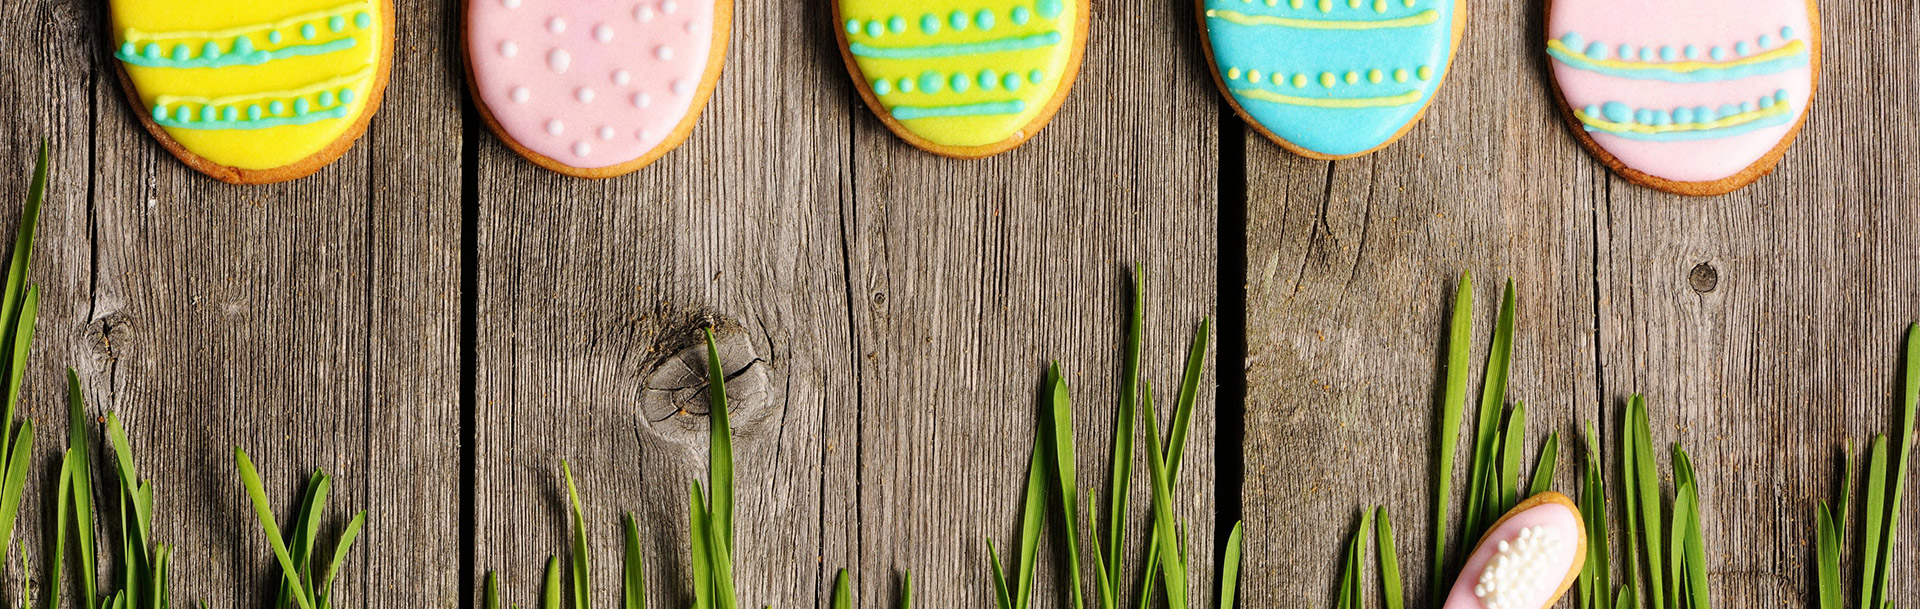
[
  {"left": 0, "top": 0, "right": 1910, "bottom": 606},
  {"left": 1243, "top": 0, "right": 1920, "bottom": 609}
]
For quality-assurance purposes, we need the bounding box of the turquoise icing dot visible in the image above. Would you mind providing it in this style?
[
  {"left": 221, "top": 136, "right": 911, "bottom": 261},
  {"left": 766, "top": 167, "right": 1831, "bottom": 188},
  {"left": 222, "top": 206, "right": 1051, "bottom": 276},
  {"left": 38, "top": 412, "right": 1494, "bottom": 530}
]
[
  {"left": 1734, "top": 41, "right": 1752, "bottom": 55},
  {"left": 844, "top": 19, "right": 860, "bottom": 34},
  {"left": 1781, "top": 26, "right": 1795, "bottom": 40},
  {"left": 1560, "top": 31, "right": 1584, "bottom": 48},
  {"left": 1583, "top": 42, "right": 1607, "bottom": 60},
  {"left": 1633, "top": 109, "right": 1652, "bottom": 124},
  {"left": 234, "top": 36, "right": 254, "bottom": 53},
  {"left": 1757, "top": 34, "right": 1774, "bottom": 48},
  {"left": 888, "top": 15, "right": 907, "bottom": 33},
  {"left": 222, "top": 106, "right": 238, "bottom": 121},
  {"left": 979, "top": 69, "right": 999, "bottom": 90},
  {"left": 269, "top": 100, "right": 286, "bottom": 115},
  {"left": 247, "top": 105, "right": 262, "bottom": 120},
  {"left": 1648, "top": 110, "right": 1669, "bottom": 126},
  {"left": 873, "top": 79, "right": 893, "bottom": 95},
  {"left": 950, "top": 73, "right": 970, "bottom": 93},
  {"left": 1658, "top": 46, "right": 1675, "bottom": 61},
  {"left": 1758, "top": 95, "right": 1774, "bottom": 109},
  {"left": 1739, "top": 101, "right": 1755, "bottom": 113},
  {"left": 150, "top": 105, "right": 167, "bottom": 121},
  {"left": 1582, "top": 104, "right": 1600, "bottom": 117},
  {"left": 1683, "top": 45, "right": 1698, "bottom": 59},
  {"left": 301, "top": 23, "right": 317, "bottom": 39},
  {"left": 1028, "top": 69, "right": 1044, "bottom": 84},
  {"left": 354, "top": 11, "right": 372, "bottom": 28},
  {"left": 1774, "top": 89, "right": 1790, "bottom": 103},
  {"left": 201, "top": 106, "right": 216, "bottom": 121},
  {"left": 320, "top": 91, "right": 336, "bottom": 106},
  {"left": 1012, "top": 6, "right": 1032, "bottom": 25},
  {"left": 120, "top": 41, "right": 135, "bottom": 57},
  {"left": 899, "top": 77, "right": 915, "bottom": 92},
  {"left": 1003, "top": 73, "right": 1022, "bottom": 91},
  {"left": 867, "top": 20, "right": 885, "bottom": 37},
  {"left": 950, "top": 10, "right": 968, "bottom": 30},
  {"left": 142, "top": 43, "right": 161, "bottom": 59},
  {"left": 1708, "top": 46, "right": 1725, "bottom": 60},
  {"left": 1672, "top": 106, "right": 1693, "bottom": 123},
  {"left": 203, "top": 41, "right": 222, "bottom": 58},
  {"left": 330, "top": 15, "right": 347, "bottom": 32},
  {"left": 171, "top": 44, "right": 191, "bottom": 61},
  {"left": 294, "top": 98, "right": 311, "bottom": 115},
  {"left": 269, "top": 30, "right": 283, "bottom": 44},
  {"left": 1718, "top": 104, "right": 1739, "bottom": 117},
  {"left": 920, "top": 14, "right": 940, "bottom": 33},
  {"left": 919, "top": 71, "right": 944, "bottom": 93},
  {"left": 1638, "top": 47, "right": 1654, "bottom": 61},
  {"left": 1037, "top": 0, "right": 1064, "bottom": 19},
  {"left": 177, "top": 108, "right": 193, "bottom": 123},
  {"left": 1601, "top": 101, "right": 1631, "bottom": 123},
  {"left": 340, "top": 88, "right": 356, "bottom": 103},
  {"left": 1694, "top": 106, "right": 1715, "bottom": 122},
  {"left": 976, "top": 9, "right": 996, "bottom": 30},
  {"left": 1616, "top": 44, "right": 1632, "bottom": 59}
]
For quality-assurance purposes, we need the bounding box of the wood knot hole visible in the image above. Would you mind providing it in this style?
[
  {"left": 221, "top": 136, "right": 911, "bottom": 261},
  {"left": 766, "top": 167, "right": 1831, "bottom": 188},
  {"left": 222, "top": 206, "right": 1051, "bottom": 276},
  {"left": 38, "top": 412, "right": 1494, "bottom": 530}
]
[
  {"left": 1688, "top": 262, "right": 1719, "bottom": 293},
  {"left": 637, "top": 324, "right": 771, "bottom": 440}
]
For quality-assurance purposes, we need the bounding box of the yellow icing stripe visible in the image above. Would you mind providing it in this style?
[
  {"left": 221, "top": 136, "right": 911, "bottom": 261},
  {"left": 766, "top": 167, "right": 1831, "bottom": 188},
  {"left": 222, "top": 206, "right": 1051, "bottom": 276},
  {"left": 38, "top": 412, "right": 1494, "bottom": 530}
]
[
  {"left": 1205, "top": 8, "right": 1439, "bottom": 30},
  {"left": 1574, "top": 102, "right": 1790, "bottom": 135},
  {"left": 1545, "top": 39, "right": 1807, "bottom": 73},
  {"left": 154, "top": 66, "right": 374, "bottom": 107},
  {"left": 1233, "top": 88, "right": 1421, "bottom": 108},
  {"left": 121, "top": 1, "right": 369, "bottom": 43}
]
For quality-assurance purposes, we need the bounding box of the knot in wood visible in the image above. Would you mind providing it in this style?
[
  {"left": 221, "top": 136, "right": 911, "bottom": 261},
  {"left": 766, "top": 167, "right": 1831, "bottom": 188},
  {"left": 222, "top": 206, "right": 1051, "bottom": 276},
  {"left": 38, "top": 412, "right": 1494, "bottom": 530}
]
[
  {"left": 637, "top": 323, "right": 771, "bottom": 441},
  {"left": 1688, "top": 262, "right": 1719, "bottom": 293}
]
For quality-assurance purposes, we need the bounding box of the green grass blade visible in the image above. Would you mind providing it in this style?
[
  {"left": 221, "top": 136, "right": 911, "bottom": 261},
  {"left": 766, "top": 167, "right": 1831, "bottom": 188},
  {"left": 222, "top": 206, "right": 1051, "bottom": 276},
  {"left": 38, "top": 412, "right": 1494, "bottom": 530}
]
[
  {"left": 1816, "top": 503, "right": 1840, "bottom": 609},
  {"left": 623, "top": 513, "right": 647, "bottom": 609},
  {"left": 1464, "top": 279, "right": 1516, "bottom": 536},
  {"left": 1499, "top": 403, "right": 1526, "bottom": 512},
  {"left": 1527, "top": 433, "right": 1560, "bottom": 499},
  {"left": 49, "top": 452, "right": 70, "bottom": 609},
  {"left": 988, "top": 539, "right": 1015, "bottom": 609},
  {"left": 1218, "top": 521, "right": 1243, "bottom": 609},
  {"left": 1630, "top": 397, "right": 1665, "bottom": 609},
  {"left": 66, "top": 369, "right": 98, "bottom": 609},
  {"left": 542, "top": 556, "right": 562, "bottom": 609},
  {"left": 688, "top": 484, "right": 713, "bottom": 609},
  {"left": 318, "top": 511, "right": 364, "bottom": 606},
  {"left": 5, "top": 285, "right": 39, "bottom": 427},
  {"left": 0, "top": 420, "right": 30, "bottom": 569},
  {"left": 708, "top": 499, "right": 737, "bottom": 609},
  {"left": 283, "top": 472, "right": 329, "bottom": 609},
  {"left": 1142, "top": 387, "right": 1188, "bottom": 609},
  {"left": 1432, "top": 272, "right": 1474, "bottom": 593},
  {"left": 1680, "top": 480, "right": 1707, "bottom": 609},
  {"left": 1045, "top": 363, "right": 1086, "bottom": 609},
  {"left": 1375, "top": 509, "right": 1400, "bottom": 609},
  {"left": 1862, "top": 434, "right": 1890, "bottom": 609},
  {"left": 1015, "top": 436, "right": 1046, "bottom": 609},
  {"left": 563, "top": 462, "right": 592, "bottom": 609},
  {"left": 1840, "top": 441, "right": 1855, "bottom": 534},
  {"left": 900, "top": 570, "right": 912, "bottom": 609},
  {"left": 833, "top": 569, "right": 850, "bottom": 609},
  {"left": 1666, "top": 482, "right": 1692, "bottom": 609},
  {"left": 703, "top": 329, "right": 735, "bottom": 551},
  {"left": 485, "top": 572, "right": 502, "bottom": 609},
  {"left": 1107, "top": 268, "right": 1144, "bottom": 586},
  {"left": 1870, "top": 324, "right": 1920, "bottom": 609},
  {"left": 106, "top": 414, "right": 151, "bottom": 544},
  {"left": 1168, "top": 316, "right": 1210, "bottom": 482},
  {"left": 1087, "top": 500, "right": 1115, "bottom": 609},
  {"left": 1580, "top": 424, "right": 1610, "bottom": 609},
  {"left": 236, "top": 447, "right": 315, "bottom": 609},
  {"left": 0, "top": 143, "right": 44, "bottom": 368}
]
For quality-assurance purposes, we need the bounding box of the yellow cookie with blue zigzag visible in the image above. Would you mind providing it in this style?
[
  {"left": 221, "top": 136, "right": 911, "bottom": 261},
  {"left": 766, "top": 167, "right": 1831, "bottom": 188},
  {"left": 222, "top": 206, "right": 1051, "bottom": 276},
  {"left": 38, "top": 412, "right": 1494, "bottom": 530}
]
[
  {"left": 111, "top": 0, "right": 393, "bottom": 184},
  {"left": 833, "top": 0, "right": 1087, "bottom": 158}
]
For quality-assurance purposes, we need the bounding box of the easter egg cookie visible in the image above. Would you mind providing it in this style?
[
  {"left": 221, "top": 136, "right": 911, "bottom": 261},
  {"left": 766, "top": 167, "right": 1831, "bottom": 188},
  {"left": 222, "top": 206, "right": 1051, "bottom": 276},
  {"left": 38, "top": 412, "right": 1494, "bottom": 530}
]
[
  {"left": 1441, "top": 493, "right": 1587, "bottom": 609},
  {"left": 111, "top": 0, "right": 393, "bottom": 184},
  {"left": 466, "top": 0, "right": 733, "bottom": 178},
  {"left": 1199, "top": 0, "right": 1463, "bottom": 159},
  {"left": 833, "top": 0, "right": 1089, "bottom": 158},
  {"left": 1546, "top": 0, "right": 1818, "bottom": 195}
]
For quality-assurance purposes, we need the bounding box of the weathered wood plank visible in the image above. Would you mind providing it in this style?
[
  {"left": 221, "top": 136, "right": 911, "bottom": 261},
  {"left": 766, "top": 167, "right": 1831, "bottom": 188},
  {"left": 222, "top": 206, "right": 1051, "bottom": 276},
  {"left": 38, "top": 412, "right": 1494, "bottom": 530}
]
[
  {"left": 837, "top": 0, "right": 1221, "bottom": 607},
  {"left": 470, "top": 1, "right": 850, "bottom": 608}
]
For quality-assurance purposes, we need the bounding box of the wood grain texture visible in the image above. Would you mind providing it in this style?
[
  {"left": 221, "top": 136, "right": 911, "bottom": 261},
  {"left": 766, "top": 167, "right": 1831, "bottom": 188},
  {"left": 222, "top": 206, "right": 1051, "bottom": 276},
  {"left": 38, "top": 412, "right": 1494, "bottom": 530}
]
[{"left": 1243, "top": 0, "right": 1920, "bottom": 609}]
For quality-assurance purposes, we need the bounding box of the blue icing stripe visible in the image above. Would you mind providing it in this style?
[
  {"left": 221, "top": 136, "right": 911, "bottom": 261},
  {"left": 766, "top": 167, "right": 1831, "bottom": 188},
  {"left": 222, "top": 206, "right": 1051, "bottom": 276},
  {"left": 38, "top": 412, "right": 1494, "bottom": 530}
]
[
  {"left": 1584, "top": 111, "right": 1792, "bottom": 142},
  {"left": 1205, "top": 0, "right": 1453, "bottom": 155},
  {"left": 1546, "top": 39, "right": 1809, "bottom": 83},
  {"left": 889, "top": 100, "right": 1027, "bottom": 120},
  {"left": 118, "top": 37, "right": 358, "bottom": 69}
]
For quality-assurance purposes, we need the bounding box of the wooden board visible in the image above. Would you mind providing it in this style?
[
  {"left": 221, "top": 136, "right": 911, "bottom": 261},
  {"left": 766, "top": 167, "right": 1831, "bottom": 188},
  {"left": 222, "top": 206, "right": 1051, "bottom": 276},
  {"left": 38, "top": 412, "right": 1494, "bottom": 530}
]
[{"left": 1241, "top": 1, "right": 1920, "bottom": 609}]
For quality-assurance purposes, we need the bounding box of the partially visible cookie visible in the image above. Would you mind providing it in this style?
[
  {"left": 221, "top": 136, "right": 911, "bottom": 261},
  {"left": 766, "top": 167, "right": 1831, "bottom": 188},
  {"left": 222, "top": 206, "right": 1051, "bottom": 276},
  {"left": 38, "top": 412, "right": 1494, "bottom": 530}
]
[
  {"left": 1198, "top": 0, "right": 1465, "bottom": 159},
  {"left": 111, "top": 0, "right": 394, "bottom": 184},
  {"left": 466, "top": 0, "right": 733, "bottom": 178},
  {"left": 1546, "top": 0, "right": 1819, "bottom": 195},
  {"left": 832, "top": 0, "right": 1089, "bottom": 159}
]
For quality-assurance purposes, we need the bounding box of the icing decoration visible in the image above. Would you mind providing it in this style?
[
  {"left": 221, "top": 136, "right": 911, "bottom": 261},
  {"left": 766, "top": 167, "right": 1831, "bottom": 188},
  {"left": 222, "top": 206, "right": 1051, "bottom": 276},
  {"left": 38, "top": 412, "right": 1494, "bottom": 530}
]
[
  {"left": 1203, "top": 0, "right": 1458, "bottom": 157},
  {"left": 1547, "top": 0, "right": 1816, "bottom": 184},
  {"left": 111, "top": 0, "right": 386, "bottom": 170},
  {"left": 838, "top": 0, "right": 1083, "bottom": 149},
  {"left": 468, "top": 0, "right": 724, "bottom": 171},
  {"left": 1439, "top": 494, "right": 1586, "bottom": 609}
]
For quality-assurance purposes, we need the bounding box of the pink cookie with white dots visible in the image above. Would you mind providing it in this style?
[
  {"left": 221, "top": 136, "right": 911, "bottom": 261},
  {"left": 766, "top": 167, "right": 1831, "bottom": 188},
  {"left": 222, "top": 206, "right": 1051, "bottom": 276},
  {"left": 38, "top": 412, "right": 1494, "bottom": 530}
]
[
  {"left": 1441, "top": 493, "right": 1587, "bottom": 609},
  {"left": 467, "top": 0, "right": 732, "bottom": 177}
]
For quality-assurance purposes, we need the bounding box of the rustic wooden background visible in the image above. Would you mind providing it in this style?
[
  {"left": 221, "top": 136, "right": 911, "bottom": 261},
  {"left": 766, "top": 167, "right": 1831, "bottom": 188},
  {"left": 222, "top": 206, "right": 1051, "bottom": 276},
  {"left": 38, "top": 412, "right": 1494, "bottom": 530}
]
[{"left": 0, "top": 0, "right": 1910, "bottom": 607}]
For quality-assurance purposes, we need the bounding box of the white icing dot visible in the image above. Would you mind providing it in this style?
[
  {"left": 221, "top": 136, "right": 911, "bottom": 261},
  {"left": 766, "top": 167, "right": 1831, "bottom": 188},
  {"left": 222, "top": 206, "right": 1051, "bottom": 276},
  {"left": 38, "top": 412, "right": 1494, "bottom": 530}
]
[
  {"left": 548, "top": 48, "right": 571, "bottom": 73},
  {"left": 499, "top": 40, "right": 518, "bottom": 57},
  {"left": 685, "top": 19, "right": 700, "bottom": 34},
  {"left": 502, "top": 0, "right": 519, "bottom": 7},
  {"left": 634, "top": 4, "right": 654, "bottom": 21},
  {"left": 656, "top": 45, "right": 674, "bottom": 61},
  {"left": 612, "top": 70, "right": 631, "bottom": 85},
  {"left": 547, "top": 16, "right": 567, "bottom": 33},
  {"left": 661, "top": 0, "right": 677, "bottom": 14},
  {"left": 576, "top": 87, "right": 596, "bottom": 102},
  {"left": 671, "top": 78, "right": 692, "bottom": 96},
  {"left": 598, "top": 126, "right": 616, "bottom": 140},
  {"left": 594, "top": 24, "right": 614, "bottom": 42},
  {"left": 632, "top": 92, "right": 651, "bottom": 107},
  {"left": 510, "top": 86, "right": 530, "bottom": 103},
  {"left": 546, "top": 119, "right": 564, "bottom": 135},
  {"left": 573, "top": 141, "right": 592, "bottom": 157},
  {"left": 636, "top": 128, "right": 651, "bottom": 141}
]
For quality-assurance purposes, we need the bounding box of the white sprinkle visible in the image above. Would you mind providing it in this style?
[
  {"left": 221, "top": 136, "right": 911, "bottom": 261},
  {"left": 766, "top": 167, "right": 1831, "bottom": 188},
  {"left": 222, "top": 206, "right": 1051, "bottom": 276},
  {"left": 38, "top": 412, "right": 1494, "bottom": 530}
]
[
  {"left": 502, "top": 0, "right": 519, "bottom": 7},
  {"left": 548, "top": 48, "right": 571, "bottom": 73},
  {"left": 632, "top": 92, "right": 651, "bottom": 107},
  {"left": 510, "top": 86, "right": 529, "bottom": 103},
  {"left": 594, "top": 24, "right": 614, "bottom": 42},
  {"left": 636, "top": 128, "right": 651, "bottom": 141},
  {"left": 634, "top": 4, "right": 654, "bottom": 21},
  {"left": 612, "top": 70, "right": 631, "bottom": 84},
  {"left": 573, "top": 141, "right": 592, "bottom": 157},
  {"left": 548, "top": 16, "right": 567, "bottom": 33},
  {"left": 577, "top": 87, "right": 596, "bottom": 102},
  {"left": 661, "top": 0, "right": 677, "bottom": 13},
  {"left": 671, "top": 78, "right": 692, "bottom": 96},
  {"left": 685, "top": 19, "right": 701, "bottom": 34},
  {"left": 598, "top": 126, "right": 615, "bottom": 140},
  {"left": 499, "top": 40, "right": 518, "bottom": 57},
  {"left": 656, "top": 45, "right": 674, "bottom": 60},
  {"left": 546, "top": 119, "right": 564, "bottom": 135}
]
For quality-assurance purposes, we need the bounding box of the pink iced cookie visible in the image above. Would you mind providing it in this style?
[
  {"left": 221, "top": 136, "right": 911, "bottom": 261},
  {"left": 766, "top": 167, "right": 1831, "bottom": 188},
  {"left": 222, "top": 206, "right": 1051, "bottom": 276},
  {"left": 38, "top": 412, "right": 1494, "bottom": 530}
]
[
  {"left": 1546, "top": 0, "right": 1818, "bottom": 195},
  {"left": 467, "top": 0, "right": 731, "bottom": 178},
  {"left": 1442, "top": 493, "right": 1586, "bottom": 609}
]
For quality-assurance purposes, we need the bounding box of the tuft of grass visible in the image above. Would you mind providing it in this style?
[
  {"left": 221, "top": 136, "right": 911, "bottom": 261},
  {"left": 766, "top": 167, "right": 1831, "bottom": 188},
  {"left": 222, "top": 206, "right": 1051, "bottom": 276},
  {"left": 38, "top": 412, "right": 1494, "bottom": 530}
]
[
  {"left": 1576, "top": 424, "right": 1611, "bottom": 609},
  {"left": 237, "top": 447, "right": 368, "bottom": 609},
  {"left": 0, "top": 143, "right": 46, "bottom": 600},
  {"left": 1044, "top": 363, "right": 1087, "bottom": 609},
  {"left": 1430, "top": 273, "right": 1474, "bottom": 594},
  {"left": 1460, "top": 279, "right": 1516, "bottom": 541},
  {"left": 1814, "top": 323, "right": 1918, "bottom": 609}
]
